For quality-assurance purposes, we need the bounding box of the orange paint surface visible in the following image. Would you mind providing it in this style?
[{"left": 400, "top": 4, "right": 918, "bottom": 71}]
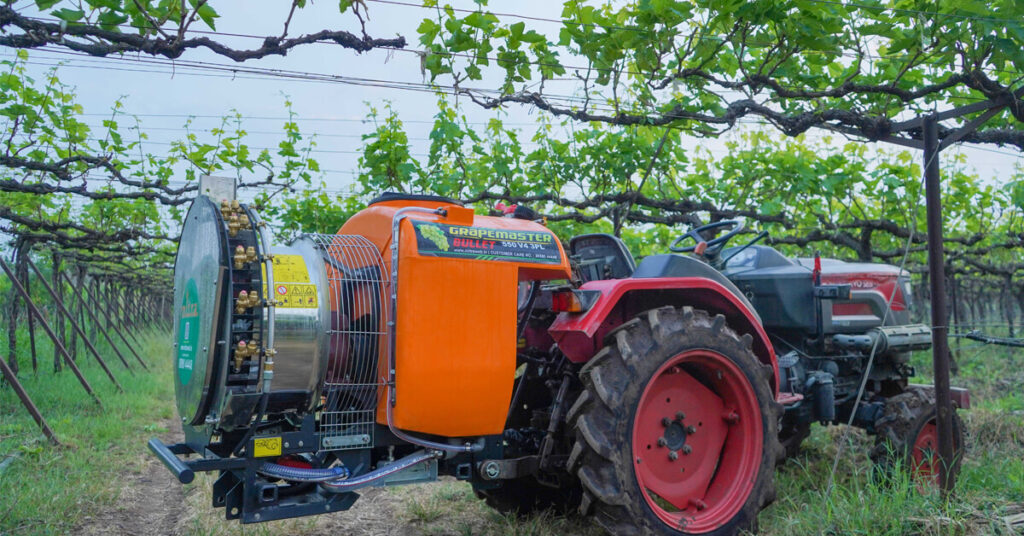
[{"left": 339, "top": 198, "right": 571, "bottom": 437}]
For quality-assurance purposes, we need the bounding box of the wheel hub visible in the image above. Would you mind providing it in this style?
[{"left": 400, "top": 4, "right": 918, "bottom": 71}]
[
  {"left": 632, "top": 349, "right": 764, "bottom": 534},
  {"left": 661, "top": 419, "right": 690, "bottom": 452}
]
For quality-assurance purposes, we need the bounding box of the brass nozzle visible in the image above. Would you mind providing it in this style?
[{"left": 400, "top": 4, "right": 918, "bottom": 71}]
[
  {"left": 233, "top": 340, "right": 248, "bottom": 370},
  {"left": 228, "top": 213, "right": 241, "bottom": 237},
  {"left": 233, "top": 245, "right": 247, "bottom": 270},
  {"left": 220, "top": 200, "right": 232, "bottom": 220},
  {"left": 245, "top": 246, "right": 257, "bottom": 264},
  {"left": 235, "top": 290, "right": 249, "bottom": 314}
]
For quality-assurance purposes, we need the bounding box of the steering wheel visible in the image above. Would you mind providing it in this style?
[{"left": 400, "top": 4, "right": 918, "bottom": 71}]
[{"left": 669, "top": 220, "right": 745, "bottom": 256}]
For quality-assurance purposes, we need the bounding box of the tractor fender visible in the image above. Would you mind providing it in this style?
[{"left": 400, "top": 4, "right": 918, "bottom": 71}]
[{"left": 548, "top": 277, "right": 778, "bottom": 393}]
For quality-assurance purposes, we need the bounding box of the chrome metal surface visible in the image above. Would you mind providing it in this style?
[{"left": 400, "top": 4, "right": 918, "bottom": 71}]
[
  {"left": 172, "top": 196, "right": 227, "bottom": 424},
  {"left": 250, "top": 210, "right": 276, "bottom": 393},
  {"left": 263, "top": 238, "right": 328, "bottom": 398}
]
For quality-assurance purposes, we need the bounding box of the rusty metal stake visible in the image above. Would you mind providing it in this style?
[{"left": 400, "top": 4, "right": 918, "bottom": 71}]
[
  {"left": 74, "top": 276, "right": 148, "bottom": 368},
  {"left": 72, "top": 274, "right": 149, "bottom": 370},
  {"left": 29, "top": 258, "right": 132, "bottom": 396},
  {"left": 56, "top": 272, "right": 137, "bottom": 374},
  {"left": 0, "top": 355, "right": 61, "bottom": 446},
  {"left": 0, "top": 257, "right": 110, "bottom": 402},
  {"left": 923, "top": 115, "right": 956, "bottom": 494}
]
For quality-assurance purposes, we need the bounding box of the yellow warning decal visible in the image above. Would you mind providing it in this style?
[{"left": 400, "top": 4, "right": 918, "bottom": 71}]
[
  {"left": 272, "top": 283, "right": 318, "bottom": 309},
  {"left": 253, "top": 436, "right": 282, "bottom": 457},
  {"left": 262, "top": 254, "right": 310, "bottom": 283}
]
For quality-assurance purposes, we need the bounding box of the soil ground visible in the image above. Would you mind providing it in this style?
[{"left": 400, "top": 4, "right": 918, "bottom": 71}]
[{"left": 74, "top": 419, "right": 588, "bottom": 536}]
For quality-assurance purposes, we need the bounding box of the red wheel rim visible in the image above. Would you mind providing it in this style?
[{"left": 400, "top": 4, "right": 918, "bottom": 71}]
[
  {"left": 911, "top": 421, "right": 939, "bottom": 483},
  {"left": 632, "top": 349, "right": 763, "bottom": 534}
]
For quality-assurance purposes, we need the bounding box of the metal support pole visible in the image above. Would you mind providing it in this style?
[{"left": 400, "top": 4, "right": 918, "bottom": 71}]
[
  {"left": 0, "top": 355, "right": 60, "bottom": 446},
  {"left": 923, "top": 114, "right": 956, "bottom": 494},
  {"left": 27, "top": 258, "right": 127, "bottom": 395},
  {"left": 58, "top": 272, "right": 137, "bottom": 374},
  {"left": 0, "top": 257, "right": 110, "bottom": 401},
  {"left": 69, "top": 274, "right": 149, "bottom": 370}
]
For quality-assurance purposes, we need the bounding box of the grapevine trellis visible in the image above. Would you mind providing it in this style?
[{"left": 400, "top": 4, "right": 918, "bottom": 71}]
[{"left": 2, "top": 0, "right": 1024, "bottom": 464}]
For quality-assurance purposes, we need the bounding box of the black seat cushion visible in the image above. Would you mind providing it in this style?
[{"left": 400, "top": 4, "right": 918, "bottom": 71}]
[{"left": 632, "top": 254, "right": 759, "bottom": 321}]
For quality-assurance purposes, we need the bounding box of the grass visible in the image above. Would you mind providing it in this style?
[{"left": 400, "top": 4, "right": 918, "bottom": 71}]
[
  {"left": 1, "top": 321, "right": 1022, "bottom": 535},
  {"left": 0, "top": 326, "right": 174, "bottom": 535},
  {"left": 753, "top": 344, "right": 1024, "bottom": 535}
]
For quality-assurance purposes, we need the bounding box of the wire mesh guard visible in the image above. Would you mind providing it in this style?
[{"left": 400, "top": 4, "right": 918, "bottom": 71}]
[{"left": 305, "top": 234, "right": 389, "bottom": 451}]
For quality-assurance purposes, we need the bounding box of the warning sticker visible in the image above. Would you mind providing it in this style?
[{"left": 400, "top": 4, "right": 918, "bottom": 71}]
[
  {"left": 412, "top": 221, "right": 563, "bottom": 264},
  {"left": 262, "top": 254, "right": 310, "bottom": 283},
  {"left": 252, "top": 436, "right": 282, "bottom": 457},
  {"left": 275, "top": 283, "right": 318, "bottom": 309}
]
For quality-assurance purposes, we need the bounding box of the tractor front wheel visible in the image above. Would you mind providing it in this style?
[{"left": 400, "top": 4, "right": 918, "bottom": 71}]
[{"left": 568, "top": 306, "right": 781, "bottom": 535}]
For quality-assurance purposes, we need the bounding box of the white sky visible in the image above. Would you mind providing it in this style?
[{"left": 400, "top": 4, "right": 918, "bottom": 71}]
[{"left": 8, "top": 0, "right": 1024, "bottom": 204}]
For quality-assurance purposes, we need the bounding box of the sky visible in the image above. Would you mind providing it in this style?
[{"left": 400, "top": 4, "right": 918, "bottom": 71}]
[{"left": 7, "top": 0, "right": 1024, "bottom": 207}]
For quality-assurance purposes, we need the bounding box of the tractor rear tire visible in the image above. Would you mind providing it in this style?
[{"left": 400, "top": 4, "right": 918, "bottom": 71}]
[
  {"left": 567, "top": 306, "right": 782, "bottom": 535},
  {"left": 474, "top": 477, "right": 581, "bottom": 517},
  {"left": 870, "top": 386, "right": 965, "bottom": 487}
]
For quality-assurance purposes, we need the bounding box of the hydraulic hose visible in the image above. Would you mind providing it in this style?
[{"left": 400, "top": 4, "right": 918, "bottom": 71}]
[
  {"left": 258, "top": 462, "right": 350, "bottom": 482},
  {"left": 320, "top": 450, "right": 442, "bottom": 494}
]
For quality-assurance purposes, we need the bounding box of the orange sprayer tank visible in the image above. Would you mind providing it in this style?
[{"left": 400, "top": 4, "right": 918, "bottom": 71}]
[{"left": 338, "top": 196, "right": 571, "bottom": 437}]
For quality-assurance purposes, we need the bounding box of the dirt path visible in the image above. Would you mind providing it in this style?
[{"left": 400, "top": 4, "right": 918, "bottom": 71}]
[
  {"left": 74, "top": 420, "right": 586, "bottom": 536},
  {"left": 75, "top": 419, "right": 187, "bottom": 536}
]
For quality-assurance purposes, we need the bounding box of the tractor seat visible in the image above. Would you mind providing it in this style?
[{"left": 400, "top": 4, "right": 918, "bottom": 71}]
[
  {"left": 570, "top": 234, "right": 637, "bottom": 282},
  {"left": 632, "top": 254, "right": 760, "bottom": 323}
]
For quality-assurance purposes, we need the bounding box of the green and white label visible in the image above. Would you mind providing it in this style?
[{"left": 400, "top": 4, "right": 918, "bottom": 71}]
[
  {"left": 177, "top": 278, "right": 200, "bottom": 385},
  {"left": 412, "top": 221, "right": 563, "bottom": 264}
]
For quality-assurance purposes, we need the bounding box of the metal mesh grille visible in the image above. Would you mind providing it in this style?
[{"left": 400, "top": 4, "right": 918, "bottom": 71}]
[{"left": 304, "top": 233, "right": 389, "bottom": 451}]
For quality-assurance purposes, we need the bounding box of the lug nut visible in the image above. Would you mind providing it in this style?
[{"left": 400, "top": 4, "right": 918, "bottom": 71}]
[
  {"left": 675, "top": 412, "right": 686, "bottom": 421},
  {"left": 682, "top": 445, "right": 692, "bottom": 455},
  {"left": 723, "top": 411, "right": 740, "bottom": 424},
  {"left": 661, "top": 417, "right": 671, "bottom": 427},
  {"left": 686, "top": 425, "right": 697, "bottom": 434},
  {"left": 657, "top": 437, "right": 667, "bottom": 447},
  {"left": 668, "top": 451, "right": 678, "bottom": 461}
]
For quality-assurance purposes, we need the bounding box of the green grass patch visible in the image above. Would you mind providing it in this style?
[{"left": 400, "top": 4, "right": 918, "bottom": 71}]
[{"left": 0, "top": 328, "right": 173, "bottom": 535}]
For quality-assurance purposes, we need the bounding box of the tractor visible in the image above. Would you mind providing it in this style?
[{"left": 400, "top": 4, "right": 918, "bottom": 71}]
[{"left": 151, "top": 187, "right": 966, "bottom": 535}]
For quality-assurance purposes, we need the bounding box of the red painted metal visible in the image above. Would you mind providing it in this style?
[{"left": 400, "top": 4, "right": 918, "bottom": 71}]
[
  {"left": 820, "top": 272, "right": 906, "bottom": 312},
  {"left": 632, "top": 349, "right": 763, "bottom": 533},
  {"left": 547, "top": 277, "right": 777, "bottom": 393},
  {"left": 909, "top": 384, "right": 970, "bottom": 410},
  {"left": 776, "top": 392, "right": 804, "bottom": 406},
  {"left": 275, "top": 456, "right": 313, "bottom": 469},
  {"left": 911, "top": 422, "right": 939, "bottom": 483}
]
